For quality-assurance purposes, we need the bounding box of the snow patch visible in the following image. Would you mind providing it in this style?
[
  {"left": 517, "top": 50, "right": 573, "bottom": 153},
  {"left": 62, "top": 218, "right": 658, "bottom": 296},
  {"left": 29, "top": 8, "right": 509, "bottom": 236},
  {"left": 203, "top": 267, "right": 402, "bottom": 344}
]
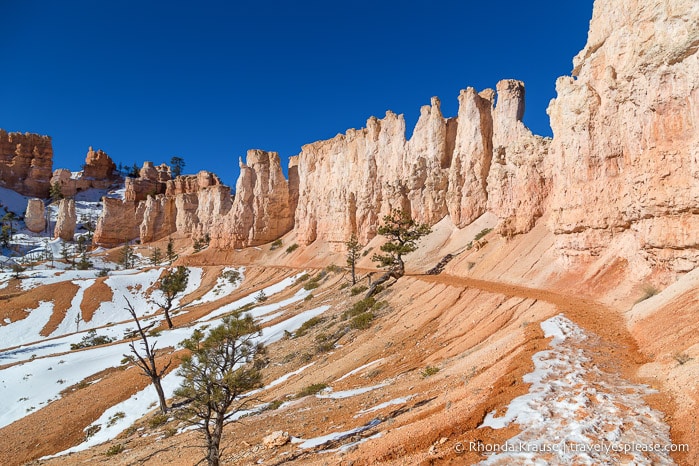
[{"left": 478, "top": 314, "right": 676, "bottom": 465}]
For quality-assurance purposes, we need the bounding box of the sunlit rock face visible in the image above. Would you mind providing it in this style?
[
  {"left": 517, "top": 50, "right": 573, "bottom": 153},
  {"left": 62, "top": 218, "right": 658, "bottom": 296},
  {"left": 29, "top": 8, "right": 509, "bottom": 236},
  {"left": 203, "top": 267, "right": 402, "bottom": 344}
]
[
  {"left": 294, "top": 82, "right": 548, "bottom": 245},
  {"left": 548, "top": 0, "right": 699, "bottom": 272},
  {"left": 0, "top": 130, "right": 53, "bottom": 198}
]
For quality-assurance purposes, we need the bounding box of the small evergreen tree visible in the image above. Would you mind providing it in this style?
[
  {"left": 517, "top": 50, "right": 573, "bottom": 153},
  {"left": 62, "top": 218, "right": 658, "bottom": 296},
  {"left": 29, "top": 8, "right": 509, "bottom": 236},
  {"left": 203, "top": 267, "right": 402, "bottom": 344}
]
[
  {"left": 170, "top": 156, "right": 185, "bottom": 178},
  {"left": 166, "top": 237, "right": 177, "bottom": 265},
  {"left": 175, "top": 314, "right": 264, "bottom": 466},
  {"left": 49, "top": 182, "right": 64, "bottom": 203},
  {"left": 371, "top": 209, "right": 431, "bottom": 277},
  {"left": 155, "top": 266, "right": 189, "bottom": 328},
  {"left": 128, "top": 163, "right": 140, "bottom": 178},
  {"left": 345, "top": 233, "right": 362, "bottom": 285},
  {"left": 366, "top": 209, "right": 431, "bottom": 298},
  {"left": 150, "top": 247, "right": 163, "bottom": 266},
  {"left": 119, "top": 243, "right": 135, "bottom": 269},
  {"left": 123, "top": 298, "right": 171, "bottom": 413}
]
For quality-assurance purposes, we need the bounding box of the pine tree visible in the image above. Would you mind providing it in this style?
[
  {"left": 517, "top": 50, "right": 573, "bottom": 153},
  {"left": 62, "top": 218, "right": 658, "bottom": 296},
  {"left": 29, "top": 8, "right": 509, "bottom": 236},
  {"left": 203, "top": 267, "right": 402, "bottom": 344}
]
[
  {"left": 345, "top": 233, "right": 362, "bottom": 285},
  {"left": 150, "top": 247, "right": 163, "bottom": 266},
  {"left": 155, "top": 266, "right": 189, "bottom": 328},
  {"left": 366, "top": 209, "right": 431, "bottom": 298},
  {"left": 175, "top": 314, "right": 263, "bottom": 466},
  {"left": 166, "top": 237, "right": 177, "bottom": 265}
]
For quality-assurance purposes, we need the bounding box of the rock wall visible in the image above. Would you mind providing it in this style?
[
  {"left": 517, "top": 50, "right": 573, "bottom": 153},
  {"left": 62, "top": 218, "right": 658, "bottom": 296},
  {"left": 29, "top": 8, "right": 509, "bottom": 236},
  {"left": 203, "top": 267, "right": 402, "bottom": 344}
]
[
  {"left": 209, "top": 150, "right": 295, "bottom": 248},
  {"left": 294, "top": 82, "right": 549, "bottom": 245},
  {"left": 94, "top": 170, "right": 232, "bottom": 246},
  {"left": 547, "top": 0, "right": 699, "bottom": 272},
  {"left": 0, "top": 130, "right": 53, "bottom": 198}
]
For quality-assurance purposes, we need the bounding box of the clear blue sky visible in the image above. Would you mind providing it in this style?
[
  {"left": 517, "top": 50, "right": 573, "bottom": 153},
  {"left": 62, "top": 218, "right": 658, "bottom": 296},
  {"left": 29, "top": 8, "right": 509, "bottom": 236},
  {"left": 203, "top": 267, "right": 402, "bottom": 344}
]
[{"left": 1, "top": 0, "right": 593, "bottom": 187}]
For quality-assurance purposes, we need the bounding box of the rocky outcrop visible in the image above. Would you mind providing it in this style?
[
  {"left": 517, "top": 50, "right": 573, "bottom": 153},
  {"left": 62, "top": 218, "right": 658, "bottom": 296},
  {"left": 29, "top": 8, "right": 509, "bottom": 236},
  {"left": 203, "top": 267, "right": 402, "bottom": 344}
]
[
  {"left": 24, "top": 199, "right": 46, "bottom": 233},
  {"left": 210, "top": 150, "right": 294, "bottom": 248},
  {"left": 487, "top": 80, "right": 551, "bottom": 237},
  {"left": 54, "top": 199, "right": 76, "bottom": 241},
  {"left": 83, "top": 147, "right": 116, "bottom": 180},
  {"left": 547, "top": 0, "right": 699, "bottom": 272},
  {"left": 94, "top": 170, "right": 232, "bottom": 246},
  {"left": 124, "top": 162, "right": 171, "bottom": 202},
  {"left": 0, "top": 130, "right": 53, "bottom": 198},
  {"left": 51, "top": 148, "right": 120, "bottom": 197},
  {"left": 94, "top": 198, "right": 142, "bottom": 246},
  {"left": 294, "top": 82, "right": 548, "bottom": 245}
]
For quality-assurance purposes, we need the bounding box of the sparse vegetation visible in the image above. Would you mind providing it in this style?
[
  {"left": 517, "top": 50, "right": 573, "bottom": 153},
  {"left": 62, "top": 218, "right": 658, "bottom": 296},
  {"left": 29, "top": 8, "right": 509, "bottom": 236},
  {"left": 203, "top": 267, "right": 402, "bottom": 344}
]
[
  {"left": 674, "top": 352, "right": 692, "bottom": 365},
  {"left": 314, "top": 333, "right": 337, "bottom": 353},
  {"left": 421, "top": 366, "right": 440, "bottom": 378},
  {"left": 297, "top": 383, "right": 328, "bottom": 398},
  {"left": 107, "top": 411, "right": 126, "bottom": 427},
  {"left": 255, "top": 290, "right": 268, "bottom": 302},
  {"left": 265, "top": 400, "right": 284, "bottom": 411},
  {"left": 84, "top": 425, "right": 101, "bottom": 440},
  {"left": 295, "top": 316, "right": 324, "bottom": 337},
  {"left": 270, "top": 238, "right": 283, "bottom": 250},
  {"left": 105, "top": 443, "right": 125, "bottom": 456},
  {"left": 302, "top": 271, "right": 326, "bottom": 291},
  {"left": 222, "top": 269, "right": 241, "bottom": 284},
  {"left": 350, "top": 285, "right": 368, "bottom": 296},
  {"left": 474, "top": 228, "right": 493, "bottom": 241},
  {"left": 285, "top": 243, "right": 299, "bottom": 254},
  {"left": 148, "top": 412, "right": 169, "bottom": 429},
  {"left": 70, "top": 330, "right": 114, "bottom": 350},
  {"left": 350, "top": 312, "right": 374, "bottom": 330},
  {"left": 295, "top": 273, "right": 310, "bottom": 284}
]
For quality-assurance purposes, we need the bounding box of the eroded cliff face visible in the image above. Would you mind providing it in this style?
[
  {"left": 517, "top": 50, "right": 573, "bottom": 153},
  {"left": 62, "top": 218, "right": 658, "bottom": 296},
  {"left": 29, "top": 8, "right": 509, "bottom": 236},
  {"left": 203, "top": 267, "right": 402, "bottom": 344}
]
[
  {"left": 51, "top": 147, "right": 119, "bottom": 197},
  {"left": 94, "top": 167, "right": 230, "bottom": 246},
  {"left": 0, "top": 130, "right": 53, "bottom": 198},
  {"left": 548, "top": 0, "right": 699, "bottom": 272},
  {"left": 294, "top": 81, "right": 549, "bottom": 245},
  {"left": 209, "top": 150, "right": 295, "bottom": 248}
]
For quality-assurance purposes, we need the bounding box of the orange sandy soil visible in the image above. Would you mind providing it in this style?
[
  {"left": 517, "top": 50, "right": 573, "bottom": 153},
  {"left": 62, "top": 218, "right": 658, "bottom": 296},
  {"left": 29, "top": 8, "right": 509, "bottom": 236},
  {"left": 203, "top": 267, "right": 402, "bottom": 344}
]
[{"left": 2, "top": 229, "right": 696, "bottom": 465}]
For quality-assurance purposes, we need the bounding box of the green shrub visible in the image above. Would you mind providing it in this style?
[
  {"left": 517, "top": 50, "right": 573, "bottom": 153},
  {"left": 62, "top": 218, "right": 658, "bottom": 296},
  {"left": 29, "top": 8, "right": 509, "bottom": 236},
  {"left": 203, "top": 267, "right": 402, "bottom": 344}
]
[
  {"left": 285, "top": 243, "right": 299, "bottom": 254},
  {"left": 148, "top": 412, "right": 169, "bottom": 429},
  {"left": 70, "top": 330, "right": 114, "bottom": 350},
  {"left": 105, "top": 444, "right": 125, "bottom": 456},
  {"left": 270, "top": 239, "right": 283, "bottom": 250},
  {"left": 295, "top": 273, "right": 310, "bottom": 284},
  {"left": 304, "top": 293, "right": 314, "bottom": 301},
  {"left": 297, "top": 383, "right": 328, "bottom": 398},
  {"left": 350, "top": 312, "right": 374, "bottom": 330},
  {"left": 107, "top": 411, "right": 125, "bottom": 427},
  {"left": 84, "top": 425, "right": 101, "bottom": 440},
  {"left": 350, "top": 285, "right": 368, "bottom": 296},
  {"left": 222, "top": 269, "right": 241, "bottom": 284},
  {"left": 344, "top": 297, "right": 376, "bottom": 319},
  {"left": 255, "top": 290, "right": 268, "bottom": 302},
  {"left": 265, "top": 400, "right": 284, "bottom": 411},
  {"left": 325, "top": 264, "right": 342, "bottom": 273},
  {"left": 315, "top": 333, "right": 335, "bottom": 352},
  {"left": 303, "top": 281, "right": 319, "bottom": 291},
  {"left": 295, "top": 316, "right": 324, "bottom": 337},
  {"left": 474, "top": 228, "right": 493, "bottom": 241},
  {"left": 421, "top": 366, "right": 440, "bottom": 378}
]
